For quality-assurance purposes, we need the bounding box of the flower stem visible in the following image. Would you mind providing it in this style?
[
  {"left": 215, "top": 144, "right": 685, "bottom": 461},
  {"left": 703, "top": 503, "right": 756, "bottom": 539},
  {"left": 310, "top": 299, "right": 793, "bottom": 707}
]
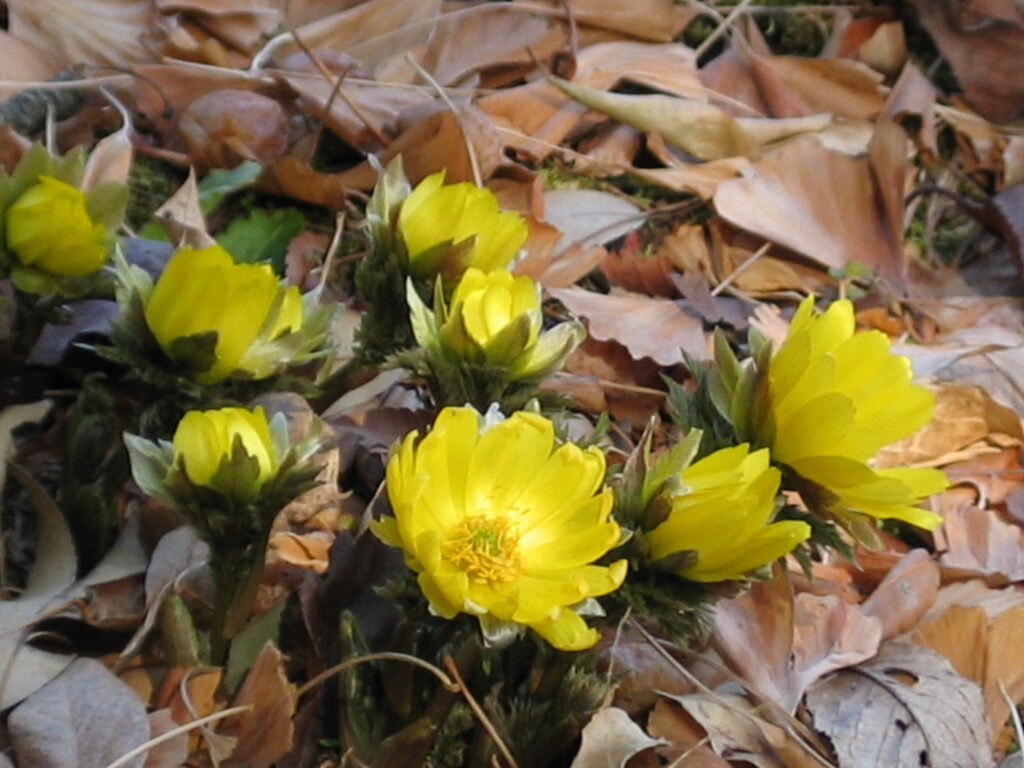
[{"left": 208, "top": 538, "right": 268, "bottom": 666}]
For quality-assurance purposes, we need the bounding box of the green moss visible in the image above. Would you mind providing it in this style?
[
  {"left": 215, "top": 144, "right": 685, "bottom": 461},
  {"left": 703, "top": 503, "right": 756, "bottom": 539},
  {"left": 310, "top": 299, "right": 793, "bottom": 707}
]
[{"left": 125, "top": 155, "right": 185, "bottom": 231}]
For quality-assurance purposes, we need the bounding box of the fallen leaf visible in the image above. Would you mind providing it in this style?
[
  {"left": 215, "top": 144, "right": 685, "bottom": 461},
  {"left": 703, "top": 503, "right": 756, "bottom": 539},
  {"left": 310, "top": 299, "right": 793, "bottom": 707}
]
[
  {"left": 542, "top": 187, "right": 643, "bottom": 253},
  {"left": 569, "top": 707, "right": 665, "bottom": 768},
  {"left": 746, "top": 52, "right": 886, "bottom": 119},
  {"left": 646, "top": 699, "right": 732, "bottom": 767},
  {"left": 908, "top": 0, "right": 1024, "bottom": 123},
  {"left": 711, "top": 573, "right": 882, "bottom": 713},
  {"left": 805, "top": 643, "right": 994, "bottom": 768},
  {"left": 219, "top": 642, "right": 297, "bottom": 768},
  {"left": 520, "top": 0, "right": 693, "bottom": 43},
  {"left": 152, "top": 168, "right": 215, "bottom": 248},
  {"left": 550, "top": 286, "right": 709, "bottom": 364},
  {"left": 713, "top": 132, "right": 907, "bottom": 289},
  {"left": 8, "top": 658, "right": 150, "bottom": 768},
  {"left": 861, "top": 549, "right": 940, "bottom": 640},
  {"left": 144, "top": 709, "right": 189, "bottom": 768},
  {"left": 933, "top": 490, "right": 1024, "bottom": 582}
]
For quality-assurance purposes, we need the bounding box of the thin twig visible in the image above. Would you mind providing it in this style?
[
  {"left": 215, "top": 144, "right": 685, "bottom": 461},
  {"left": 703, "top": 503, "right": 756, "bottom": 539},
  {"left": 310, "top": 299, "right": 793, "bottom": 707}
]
[
  {"left": 297, "top": 652, "right": 458, "bottom": 698},
  {"left": 404, "top": 53, "right": 483, "bottom": 188},
  {"left": 289, "top": 29, "right": 391, "bottom": 147},
  {"left": 696, "top": 0, "right": 756, "bottom": 60},
  {"left": 711, "top": 241, "right": 771, "bottom": 296},
  {"left": 318, "top": 212, "right": 346, "bottom": 293},
  {"left": 442, "top": 656, "right": 521, "bottom": 768},
  {"left": 102, "top": 705, "right": 252, "bottom": 768}
]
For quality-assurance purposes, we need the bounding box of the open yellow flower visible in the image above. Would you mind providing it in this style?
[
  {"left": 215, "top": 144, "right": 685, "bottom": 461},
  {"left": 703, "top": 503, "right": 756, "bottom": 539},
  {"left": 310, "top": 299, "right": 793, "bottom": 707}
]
[
  {"left": 144, "top": 245, "right": 303, "bottom": 383},
  {"left": 647, "top": 444, "right": 809, "bottom": 581},
  {"left": 374, "top": 407, "right": 627, "bottom": 651},
  {"left": 5, "top": 175, "right": 108, "bottom": 276},
  {"left": 172, "top": 406, "right": 277, "bottom": 496},
  {"left": 398, "top": 172, "right": 527, "bottom": 279},
  {"left": 759, "top": 298, "right": 947, "bottom": 529},
  {"left": 433, "top": 267, "right": 581, "bottom": 380}
]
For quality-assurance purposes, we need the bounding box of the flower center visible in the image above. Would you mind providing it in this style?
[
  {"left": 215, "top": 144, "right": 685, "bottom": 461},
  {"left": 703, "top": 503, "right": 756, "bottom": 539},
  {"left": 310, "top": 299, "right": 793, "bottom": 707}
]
[{"left": 442, "top": 514, "right": 522, "bottom": 584}]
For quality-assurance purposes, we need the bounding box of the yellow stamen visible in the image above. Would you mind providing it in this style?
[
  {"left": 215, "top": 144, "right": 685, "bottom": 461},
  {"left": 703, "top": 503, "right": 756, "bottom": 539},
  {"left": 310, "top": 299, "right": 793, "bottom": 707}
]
[{"left": 442, "top": 515, "right": 521, "bottom": 584}]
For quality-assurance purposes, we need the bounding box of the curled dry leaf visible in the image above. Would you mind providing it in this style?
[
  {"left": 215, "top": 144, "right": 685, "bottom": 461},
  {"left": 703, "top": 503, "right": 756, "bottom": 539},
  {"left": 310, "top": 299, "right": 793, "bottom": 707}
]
[
  {"left": 550, "top": 286, "right": 708, "bottom": 365},
  {"left": 178, "top": 90, "right": 290, "bottom": 172},
  {"left": 9, "top": 659, "right": 150, "bottom": 768},
  {"left": 646, "top": 698, "right": 732, "bottom": 767},
  {"left": 144, "top": 709, "right": 189, "bottom": 768},
  {"left": 152, "top": 168, "right": 215, "bottom": 248},
  {"left": 805, "top": 643, "right": 994, "bottom": 768},
  {"left": 522, "top": 0, "right": 694, "bottom": 43},
  {"left": 568, "top": 707, "right": 665, "bottom": 768}
]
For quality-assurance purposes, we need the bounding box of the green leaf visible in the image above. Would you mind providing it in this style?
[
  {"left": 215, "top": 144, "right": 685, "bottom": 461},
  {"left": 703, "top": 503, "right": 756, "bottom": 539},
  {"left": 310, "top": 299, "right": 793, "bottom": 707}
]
[
  {"left": 224, "top": 598, "right": 287, "bottom": 693},
  {"left": 197, "top": 161, "right": 262, "bottom": 214},
  {"left": 217, "top": 208, "right": 305, "bottom": 271}
]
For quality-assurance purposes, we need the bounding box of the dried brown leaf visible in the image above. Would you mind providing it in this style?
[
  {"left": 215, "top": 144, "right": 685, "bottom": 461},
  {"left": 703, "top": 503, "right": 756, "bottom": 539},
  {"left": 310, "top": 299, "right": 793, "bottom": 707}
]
[
  {"left": 933, "top": 489, "right": 1024, "bottom": 582},
  {"left": 0, "top": 30, "right": 61, "bottom": 81},
  {"left": 569, "top": 707, "right": 665, "bottom": 768},
  {"left": 520, "top": 0, "right": 694, "bottom": 43},
  {"left": 861, "top": 549, "right": 940, "bottom": 640},
  {"left": 550, "top": 286, "right": 708, "bottom": 364},
  {"left": 220, "top": 642, "right": 296, "bottom": 768},
  {"left": 152, "top": 168, "right": 215, "bottom": 248},
  {"left": 646, "top": 699, "right": 732, "bottom": 767},
  {"left": 747, "top": 53, "right": 886, "bottom": 119},
  {"left": 711, "top": 574, "right": 882, "bottom": 713},
  {"left": 713, "top": 133, "right": 906, "bottom": 288},
  {"left": 805, "top": 643, "right": 994, "bottom": 767},
  {"left": 908, "top": 0, "right": 1024, "bottom": 123}
]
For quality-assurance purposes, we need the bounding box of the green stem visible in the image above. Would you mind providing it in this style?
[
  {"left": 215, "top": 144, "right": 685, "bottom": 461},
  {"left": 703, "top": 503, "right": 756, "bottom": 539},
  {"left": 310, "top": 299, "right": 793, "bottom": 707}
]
[{"left": 208, "top": 537, "right": 268, "bottom": 666}]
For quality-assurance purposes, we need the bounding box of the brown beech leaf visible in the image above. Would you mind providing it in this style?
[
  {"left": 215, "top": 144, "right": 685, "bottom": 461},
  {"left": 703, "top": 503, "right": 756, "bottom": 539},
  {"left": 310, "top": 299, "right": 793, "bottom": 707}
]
[
  {"left": 746, "top": 53, "right": 886, "bottom": 119},
  {"left": 569, "top": 707, "right": 665, "bottom": 768},
  {"left": 9, "top": 659, "right": 150, "bottom": 768},
  {"left": 908, "top": 0, "right": 1024, "bottom": 123},
  {"left": 219, "top": 642, "right": 296, "bottom": 768},
  {"left": 546, "top": 0, "right": 694, "bottom": 42},
  {"left": 713, "top": 129, "right": 908, "bottom": 289},
  {"left": 912, "top": 600, "right": 1024, "bottom": 747},
  {"left": 0, "top": 30, "right": 61, "bottom": 82},
  {"left": 711, "top": 574, "right": 882, "bottom": 713},
  {"left": 861, "top": 549, "right": 940, "bottom": 640},
  {"left": 934, "top": 490, "right": 1024, "bottom": 582},
  {"left": 647, "top": 699, "right": 732, "bottom": 767},
  {"left": 550, "top": 287, "right": 708, "bottom": 364},
  {"left": 805, "top": 643, "right": 994, "bottom": 768},
  {"left": 6, "top": 0, "right": 158, "bottom": 67}
]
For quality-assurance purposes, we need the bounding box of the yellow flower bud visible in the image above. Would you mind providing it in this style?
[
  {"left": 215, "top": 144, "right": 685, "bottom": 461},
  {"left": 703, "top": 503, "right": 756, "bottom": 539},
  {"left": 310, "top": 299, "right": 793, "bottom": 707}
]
[
  {"left": 436, "top": 268, "right": 580, "bottom": 380},
  {"left": 398, "top": 172, "right": 527, "bottom": 278},
  {"left": 144, "top": 245, "right": 304, "bottom": 383},
  {"left": 172, "top": 406, "right": 277, "bottom": 494},
  {"left": 5, "top": 176, "right": 108, "bottom": 276}
]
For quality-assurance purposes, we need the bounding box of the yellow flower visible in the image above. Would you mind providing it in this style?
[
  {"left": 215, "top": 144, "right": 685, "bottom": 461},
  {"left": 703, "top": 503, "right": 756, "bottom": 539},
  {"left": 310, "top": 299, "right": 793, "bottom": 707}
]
[
  {"left": 144, "top": 245, "right": 303, "bottom": 383},
  {"left": 374, "top": 407, "right": 626, "bottom": 651},
  {"left": 172, "top": 406, "right": 277, "bottom": 495},
  {"left": 398, "top": 172, "right": 527, "bottom": 279},
  {"left": 647, "top": 444, "right": 809, "bottom": 581},
  {"left": 436, "top": 268, "right": 580, "bottom": 379},
  {"left": 760, "top": 298, "right": 947, "bottom": 528},
  {"left": 5, "top": 176, "right": 108, "bottom": 276}
]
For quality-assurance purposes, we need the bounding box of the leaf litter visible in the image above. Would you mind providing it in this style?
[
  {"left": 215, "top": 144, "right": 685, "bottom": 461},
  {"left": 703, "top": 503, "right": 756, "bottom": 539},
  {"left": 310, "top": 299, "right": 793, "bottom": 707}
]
[{"left": 2, "top": 0, "right": 1024, "bottom": 766}]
